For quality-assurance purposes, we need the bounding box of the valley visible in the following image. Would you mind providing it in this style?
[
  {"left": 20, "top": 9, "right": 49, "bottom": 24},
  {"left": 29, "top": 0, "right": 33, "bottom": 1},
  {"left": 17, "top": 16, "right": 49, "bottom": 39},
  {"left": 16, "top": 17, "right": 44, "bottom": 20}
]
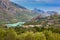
[{"left": 0, "top": 0, "right": 60, "bottom": 40}]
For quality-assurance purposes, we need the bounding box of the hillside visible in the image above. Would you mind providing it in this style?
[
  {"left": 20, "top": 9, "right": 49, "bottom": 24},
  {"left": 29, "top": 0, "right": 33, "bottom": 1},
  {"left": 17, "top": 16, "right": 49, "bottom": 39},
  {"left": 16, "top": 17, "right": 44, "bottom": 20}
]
[
  {"left": 24, "top": 13, "right": 60, "bottom": 28},
  {"left": 0, "top": 0, "right": 40, "bottom": 24}
]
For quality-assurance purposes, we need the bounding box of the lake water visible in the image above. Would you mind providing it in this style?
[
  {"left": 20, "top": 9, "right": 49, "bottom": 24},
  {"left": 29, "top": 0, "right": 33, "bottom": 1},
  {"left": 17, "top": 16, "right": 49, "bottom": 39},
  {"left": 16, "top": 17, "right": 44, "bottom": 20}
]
[{"left": 6, "top": 22, "right": 25, "bottom": 27}]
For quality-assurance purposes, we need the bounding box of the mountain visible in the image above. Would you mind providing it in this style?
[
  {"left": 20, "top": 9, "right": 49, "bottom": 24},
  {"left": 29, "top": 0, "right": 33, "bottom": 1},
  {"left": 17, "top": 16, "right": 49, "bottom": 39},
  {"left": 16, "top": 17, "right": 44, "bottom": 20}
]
[
  {"left": 32, "top": 8, "right": 44, "bottom": 13},
  {"left": 32, "top": 8, "right": 50, "bottom": 17},
  {"left": 0, "top": 0, "right": 40, "bottom": 24},
  {"left": 47, "top": 11, "right": 58, "bottom": 15},
  {"left": 24, "top": 13, "right": 60, "bottom": 28},
  {"left": 10, "top": 2, "right": 27, "bottom": 9}
]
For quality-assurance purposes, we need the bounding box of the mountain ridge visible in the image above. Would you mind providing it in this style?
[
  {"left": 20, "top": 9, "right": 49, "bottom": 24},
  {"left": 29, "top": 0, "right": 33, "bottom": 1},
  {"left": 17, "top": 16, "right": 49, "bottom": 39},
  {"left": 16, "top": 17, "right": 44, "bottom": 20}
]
[{"left": 0, "top": 0, "right": 40, "bottom": 24}]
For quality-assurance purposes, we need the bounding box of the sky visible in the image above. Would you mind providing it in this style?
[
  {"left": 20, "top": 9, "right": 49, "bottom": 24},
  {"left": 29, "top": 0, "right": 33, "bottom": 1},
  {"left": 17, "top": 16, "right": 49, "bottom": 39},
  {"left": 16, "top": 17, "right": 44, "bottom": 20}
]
[{"left": 10, "top": 0, "right": 60, "bottom": 12}]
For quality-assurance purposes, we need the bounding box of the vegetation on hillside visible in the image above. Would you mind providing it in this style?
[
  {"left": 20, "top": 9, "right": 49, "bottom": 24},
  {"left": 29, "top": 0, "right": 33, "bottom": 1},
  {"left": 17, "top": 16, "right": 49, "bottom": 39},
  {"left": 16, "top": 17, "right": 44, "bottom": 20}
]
[
  {"left": 24, "top": 14, "right": 60, "bottom": 28},
  {"left": 0, "top": 26, "right": 60, "bottom": 40}
]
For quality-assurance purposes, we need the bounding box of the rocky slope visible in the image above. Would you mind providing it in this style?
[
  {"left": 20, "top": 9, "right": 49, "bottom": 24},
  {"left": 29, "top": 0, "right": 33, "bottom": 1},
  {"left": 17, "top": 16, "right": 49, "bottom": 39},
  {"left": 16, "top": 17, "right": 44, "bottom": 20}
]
[{"left": 0, "top": 0, "right": 40, "bottom": 24}]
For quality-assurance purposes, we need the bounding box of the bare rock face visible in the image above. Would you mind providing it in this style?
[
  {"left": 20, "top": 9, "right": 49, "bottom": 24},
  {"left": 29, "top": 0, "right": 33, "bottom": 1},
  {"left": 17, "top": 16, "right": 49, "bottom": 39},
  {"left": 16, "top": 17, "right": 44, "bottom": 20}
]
[
  {"left": 0, "top": 0, "right": 10, "bottom": 9},
  {"left": 0, "top": 0, "right": 40, "bottom": 24}
]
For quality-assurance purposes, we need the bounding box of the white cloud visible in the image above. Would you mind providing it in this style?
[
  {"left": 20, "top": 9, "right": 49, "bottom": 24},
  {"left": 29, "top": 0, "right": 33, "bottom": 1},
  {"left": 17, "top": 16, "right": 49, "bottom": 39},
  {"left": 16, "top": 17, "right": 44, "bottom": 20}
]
[{"left": 35, "top": 0, "right": 53, "bottom": 3}]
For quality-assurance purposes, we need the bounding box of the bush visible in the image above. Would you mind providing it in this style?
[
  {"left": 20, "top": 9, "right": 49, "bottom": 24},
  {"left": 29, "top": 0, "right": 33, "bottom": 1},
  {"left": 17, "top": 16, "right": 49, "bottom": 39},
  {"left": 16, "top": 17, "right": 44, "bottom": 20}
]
[
  {"left": 43, "top": 30, "right": 60, "bottom": 40},
  {"left": 34, "top": 32, "right": 46, "bottom": 40},
  {"left": 0, "top": 26, "right": 60, "bottom": 40},
  {"left": 5, "top": 28, "right": 17, "bottom": 40}
]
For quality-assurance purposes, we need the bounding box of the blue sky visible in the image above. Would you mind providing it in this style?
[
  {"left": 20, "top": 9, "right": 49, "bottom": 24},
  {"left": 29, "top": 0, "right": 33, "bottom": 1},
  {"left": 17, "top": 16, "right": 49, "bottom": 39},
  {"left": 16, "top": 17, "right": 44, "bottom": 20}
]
[{"left": 10, "top": 0, "right": 60, "bottom": 12}]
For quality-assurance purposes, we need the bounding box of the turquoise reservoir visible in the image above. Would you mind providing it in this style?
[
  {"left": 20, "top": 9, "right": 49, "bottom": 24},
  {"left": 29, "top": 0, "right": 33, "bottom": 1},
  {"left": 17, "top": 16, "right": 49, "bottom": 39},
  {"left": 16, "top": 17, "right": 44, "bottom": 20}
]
[{"left": 6, "top": 22, "right": 25, "bottom": 27}]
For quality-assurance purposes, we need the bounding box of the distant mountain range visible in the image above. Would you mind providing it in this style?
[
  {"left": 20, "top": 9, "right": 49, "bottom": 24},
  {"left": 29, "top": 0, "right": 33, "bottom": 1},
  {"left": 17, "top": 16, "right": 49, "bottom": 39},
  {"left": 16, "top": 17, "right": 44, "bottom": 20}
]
[
  {"left": 32, "top": 8, "right": 44, "bottom": 13},
  {"left": 32, "top": 8, "right": 58, "bottom": 17},
  {"left": 47, "top": 11, "right": 58, "bottom": 15},
  {"left": 0, "top": 0, "right": 59, "bottom": 24}
]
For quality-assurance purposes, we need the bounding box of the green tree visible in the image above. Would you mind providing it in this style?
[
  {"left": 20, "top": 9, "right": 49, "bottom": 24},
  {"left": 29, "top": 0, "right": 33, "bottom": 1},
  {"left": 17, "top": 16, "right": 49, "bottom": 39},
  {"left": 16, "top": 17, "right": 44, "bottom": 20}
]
[{"left": 5, "top": 28, "right": 17, "bottom": 40}]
